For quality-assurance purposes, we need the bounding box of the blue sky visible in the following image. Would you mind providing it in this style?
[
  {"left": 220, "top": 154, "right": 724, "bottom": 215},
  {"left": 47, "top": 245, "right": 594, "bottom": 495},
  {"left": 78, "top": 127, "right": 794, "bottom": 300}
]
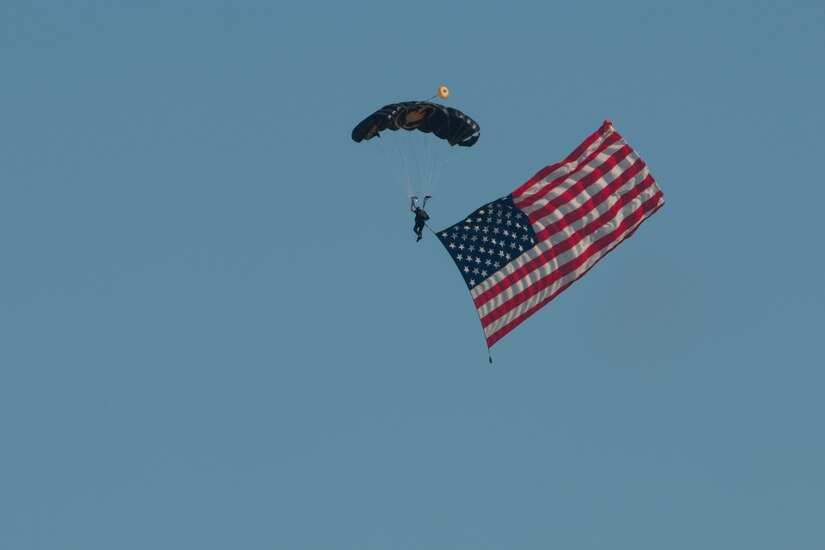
[{"left": 2, "top": 1, "right": 823, "bottom": 548}]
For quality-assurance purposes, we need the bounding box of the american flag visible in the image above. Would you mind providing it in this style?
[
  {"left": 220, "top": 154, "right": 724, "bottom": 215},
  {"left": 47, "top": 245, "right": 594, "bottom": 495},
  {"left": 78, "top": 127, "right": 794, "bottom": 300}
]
[{"left": 437, "top": 120, "right": 664, "bottom": 349}]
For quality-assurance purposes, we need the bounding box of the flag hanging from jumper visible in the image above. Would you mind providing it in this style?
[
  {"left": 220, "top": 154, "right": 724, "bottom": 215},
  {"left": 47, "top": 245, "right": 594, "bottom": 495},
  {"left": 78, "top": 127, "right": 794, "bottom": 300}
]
[{"left": 437, "top": 120, "right": 665, "bottom": 349}]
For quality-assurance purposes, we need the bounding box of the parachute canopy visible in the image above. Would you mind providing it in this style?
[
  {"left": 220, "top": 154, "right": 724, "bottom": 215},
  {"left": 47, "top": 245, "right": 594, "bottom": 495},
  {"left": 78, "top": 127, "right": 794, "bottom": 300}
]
[{"left": 351, "top": 101, "right": 480, "bottom": 147}]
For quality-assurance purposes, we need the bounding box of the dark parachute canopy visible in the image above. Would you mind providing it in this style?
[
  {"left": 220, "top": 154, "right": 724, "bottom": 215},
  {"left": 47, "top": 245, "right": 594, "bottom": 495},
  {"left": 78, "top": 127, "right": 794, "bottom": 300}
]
[{"left": 351, "top": 101, "right": 480, "bottom": 147}]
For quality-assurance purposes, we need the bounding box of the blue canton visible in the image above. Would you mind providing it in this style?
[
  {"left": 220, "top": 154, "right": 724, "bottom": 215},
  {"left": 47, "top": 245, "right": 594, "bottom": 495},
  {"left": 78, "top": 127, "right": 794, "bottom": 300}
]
[{"left": 438, "top": 196, "right": 538, "bottom": 290}]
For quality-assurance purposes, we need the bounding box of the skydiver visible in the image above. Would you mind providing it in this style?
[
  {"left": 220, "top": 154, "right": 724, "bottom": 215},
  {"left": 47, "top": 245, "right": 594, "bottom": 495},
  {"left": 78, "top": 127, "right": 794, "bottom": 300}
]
[{"left": 410, "top": 195, "right": 431, "bottom": 242}]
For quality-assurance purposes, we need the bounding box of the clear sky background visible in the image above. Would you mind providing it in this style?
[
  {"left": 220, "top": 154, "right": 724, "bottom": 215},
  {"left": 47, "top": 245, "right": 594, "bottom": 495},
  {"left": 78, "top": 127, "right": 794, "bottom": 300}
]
[{"left": 2, "top": 1, "right": 823, "bottom": 548}]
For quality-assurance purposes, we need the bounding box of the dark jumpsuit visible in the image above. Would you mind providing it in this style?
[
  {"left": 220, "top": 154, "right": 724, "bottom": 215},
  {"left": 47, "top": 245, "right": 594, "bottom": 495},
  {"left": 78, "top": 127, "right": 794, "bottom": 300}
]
[{"left": 412, "top": 207, "right": 429, "bottom": 241}]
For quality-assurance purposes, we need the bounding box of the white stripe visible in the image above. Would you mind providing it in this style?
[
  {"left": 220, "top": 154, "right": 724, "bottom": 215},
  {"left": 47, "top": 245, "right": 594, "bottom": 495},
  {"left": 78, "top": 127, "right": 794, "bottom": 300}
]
[
  {"left": 514, "top": 126, "right": 617, "bottom": 202},
  {"left": 472, "top": 164, "right": 655, "bottom": 311},
  {"left": 481, "top": 194, "right": 664, "bottom": 339},
  {"left": 518, "top": 139, "right": 631, "bottom": 218},
  {"left": 525, "top": 150, "right": 642, "bottom": 236},
  {"left": 473, "top": 175, "right": 661, "bottom": 323}
]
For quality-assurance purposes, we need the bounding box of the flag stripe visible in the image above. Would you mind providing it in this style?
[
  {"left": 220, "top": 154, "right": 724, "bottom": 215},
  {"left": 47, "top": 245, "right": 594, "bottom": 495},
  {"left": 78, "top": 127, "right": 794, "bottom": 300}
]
[
  {"left": 528, "top": 148, "right": 642, "bottom": 242},
  {"left": 512, "top": 120, "right": 618, "bottom": 201},
  {"left": 514, "top": 132, "right": 624, "bottom": 212}
]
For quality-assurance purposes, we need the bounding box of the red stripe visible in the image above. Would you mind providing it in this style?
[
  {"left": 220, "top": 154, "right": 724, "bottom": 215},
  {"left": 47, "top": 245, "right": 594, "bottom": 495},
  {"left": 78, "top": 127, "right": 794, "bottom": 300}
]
[
  {"left": 513, "top": 133, "right": 624, "bottom": 211},
  {"left": 524, "top": 145, "right": 638, "bottom": 238},
  {"left": 517, "top": 133, "right": 627, "bottom": 211},
  {"left": 483, "top": 193, "right": 664, "bottom": 347},
  {"left": 530, "top": 156, "right": 646, "bottom": 243},
  {"left": 511, "top": 120, "right": 616, "bottom": 199},
  {"left": 474, "top": 167, "right": 655, "bottom": 312}
]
